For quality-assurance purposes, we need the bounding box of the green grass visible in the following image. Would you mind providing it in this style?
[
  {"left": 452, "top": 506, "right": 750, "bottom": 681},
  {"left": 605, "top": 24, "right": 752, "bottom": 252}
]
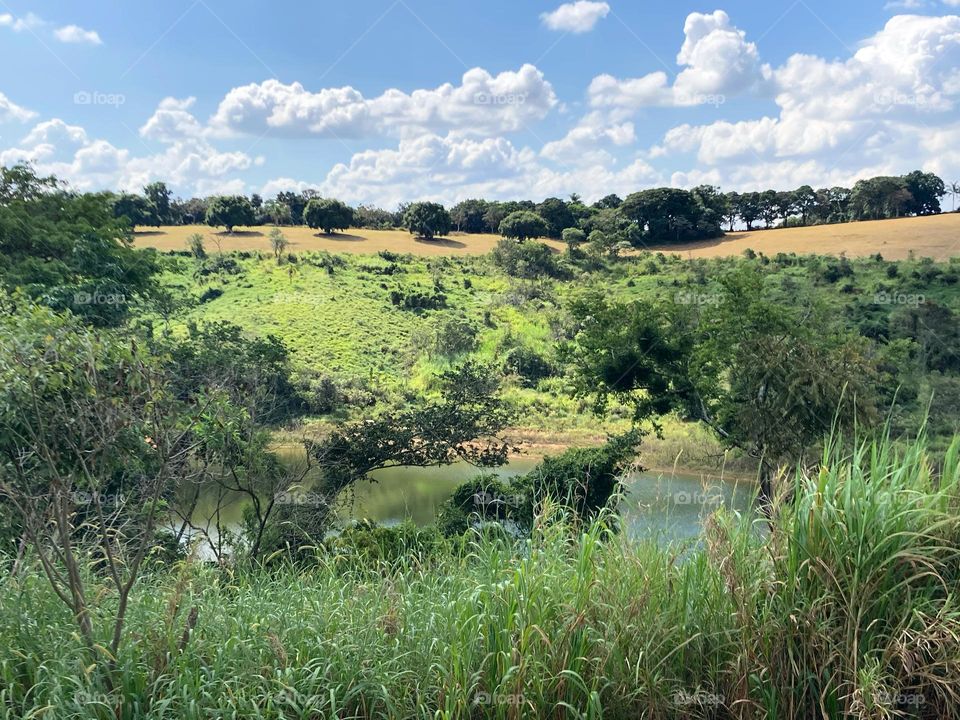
[
  {"left": 153, "top": 248, "right": 960, "bottom": 467},
  {"left": 3, "top": 433, "right": 959, "bottom": 718}
]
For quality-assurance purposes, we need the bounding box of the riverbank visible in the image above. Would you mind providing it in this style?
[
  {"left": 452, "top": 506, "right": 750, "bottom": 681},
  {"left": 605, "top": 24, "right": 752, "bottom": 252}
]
[{"left": 3, "top": 435, "right": 956, "bottom": 719}]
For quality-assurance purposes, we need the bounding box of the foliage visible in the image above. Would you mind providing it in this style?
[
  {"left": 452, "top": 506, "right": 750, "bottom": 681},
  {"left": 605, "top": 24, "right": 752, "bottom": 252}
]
[
  {"left": 620, "top": 187, "right": 723, "bottom": 244},
  {"left": 498, "top": 210, "right": 549, "bottom": 241},
  {"left": 185, "top": 233, "right": 206, "bottom": 260},
  {"left": 7, "top": 433, "right": 956, "bottom": 718},
  {"left": 303, "top": 198, "right": 355, "bottom": 234},
  {"left": 307, "top": 361, "right": 514, "bottom": 495},
  {"left": 564, "top": 267, "right": 882, "bottom": 488},
  {"left": 150, "top": 320, "right": 306, "bottom": 424},
  {"left": 205, "top": 195, "right": 255, "bottom": 232},
  {"left": 403, "top": 202, "right": 451, "bottom": 240},
  {"left": 113, "top": 192, "right": 158, "bottom": 227},
  {"left": 268, "top": 227, "right": 288, "bottom": 261},
  {"left": 561, "top": 227, "right": 586, "bottom": 251},
  {"left": 0, "top": 165, "right": 158, "bottom": 327},
  {"left": 490, "top": 238, "right": 562, "bottom": 278},
  {"left": 0, "top": 300, "right": 203, "bottom": 664},
  {"left": 535, "top": 197, "right": 575, "bottom": 238}
]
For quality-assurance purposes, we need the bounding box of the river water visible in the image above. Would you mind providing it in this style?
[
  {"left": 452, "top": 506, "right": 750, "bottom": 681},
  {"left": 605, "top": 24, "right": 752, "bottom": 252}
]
[{"left": 183, "top": 454, "right": 756, "bottom": 547}]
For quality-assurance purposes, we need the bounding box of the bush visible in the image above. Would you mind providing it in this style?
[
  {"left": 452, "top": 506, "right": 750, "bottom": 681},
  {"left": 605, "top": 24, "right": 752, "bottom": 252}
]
[
  {"left": 326, "top": 520, "right": 446, "bottom": 568},
  {"left": 198, "top": 287, "right": 224, "bottom": 303},
  {"left": 432, "top": 317, "right": 478, "bottom": 357},
  {"left": 502, "top": 345, "right": 554, "bottom": 387},
  {"left": 389, "top": 287, "right": 447, "bottom": 311},
  {"left": 491, "top": 239, "right": 563, "bottom": 279},
  {"left": 511, "top": 431, "right": 642, "bottom": 531}
]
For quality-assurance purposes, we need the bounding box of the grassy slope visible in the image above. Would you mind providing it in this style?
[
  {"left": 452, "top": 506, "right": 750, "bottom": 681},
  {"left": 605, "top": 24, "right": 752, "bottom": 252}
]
[
  {"left": 136, "top": 213, "right": 960, "bottom": 260},
  {"left": 155, "top": 245, "right": 960, "bottom": 474}
]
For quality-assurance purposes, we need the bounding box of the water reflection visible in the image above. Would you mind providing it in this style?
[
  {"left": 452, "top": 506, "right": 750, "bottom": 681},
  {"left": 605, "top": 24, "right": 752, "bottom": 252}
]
[
  {"left": 340, "top": 459, "right": 756, "bottom": 544},
  {"left": 181, "top": 450, "right": 756, "bottom": 547}
]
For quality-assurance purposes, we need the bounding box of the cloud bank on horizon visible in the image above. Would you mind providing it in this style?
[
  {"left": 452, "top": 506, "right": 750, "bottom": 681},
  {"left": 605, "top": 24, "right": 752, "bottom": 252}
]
[{"left": 0, "top": 2, "right": 959, "bottom": 208}]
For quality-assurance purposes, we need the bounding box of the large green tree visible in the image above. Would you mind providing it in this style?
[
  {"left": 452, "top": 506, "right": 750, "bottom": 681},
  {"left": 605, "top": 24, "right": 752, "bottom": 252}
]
[
  {"left": 205, "top": 195, "right": 255, "bottom": 232},
  {"left": 620, "top": 188, "right": 723, "bottom": 244},
  {"left": 563, "top": 268, "right": 880, "bottom": 497},
  {"left": 450, "top": 199, "right": 490, "bottom": 233},
  {"left": 143, "top": 182, "right": 172, "bottom": 225},
  {"left": 403, "top": 202, "right": 451, "bottom": 240},
  {"left": 499, "top": 210, "right": 549, "bottom": 241},
  {"left": 304, "top": 198, "right": 355, "bottom": 234},
  {"left": 536, "top": 197, "right": 575, "bottom": 238},
  {"left": 0, "top": 165, "right": 158, "bottom": 327}
]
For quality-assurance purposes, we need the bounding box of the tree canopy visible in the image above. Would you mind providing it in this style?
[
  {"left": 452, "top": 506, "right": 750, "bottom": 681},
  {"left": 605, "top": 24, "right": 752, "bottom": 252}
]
[
  {"left": 499, "top": 210, "right": 549, "bottom": 241},
  {"left": 403, "top": 202, "right": 451, "bottom": 240},
  {"left": 0, "top": 165, "right": 158, "bottom": 327},
  {"left": 205, "top": 195, "right": 255, "bottom": 232},
  {"left": 304, "top": 198, "right": 355, "bottom": 234}
]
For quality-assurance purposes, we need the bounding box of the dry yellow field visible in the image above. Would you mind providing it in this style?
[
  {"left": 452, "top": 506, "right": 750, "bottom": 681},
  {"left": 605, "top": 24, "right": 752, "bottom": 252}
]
[
  {"left": 134, "top": 213, "right": 960, "bottom": 260},
  {"left": 133, "top": 224, "right": 565, "bottom": 256},
  {"left": 648, "top": 213, "right": 960, "bottom": 261}
]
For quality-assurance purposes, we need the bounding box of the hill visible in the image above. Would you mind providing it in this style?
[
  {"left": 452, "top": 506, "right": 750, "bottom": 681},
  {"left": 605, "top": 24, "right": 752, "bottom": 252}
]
[{"left": 134, "top": 213, "right": 960, "bottom": 260}]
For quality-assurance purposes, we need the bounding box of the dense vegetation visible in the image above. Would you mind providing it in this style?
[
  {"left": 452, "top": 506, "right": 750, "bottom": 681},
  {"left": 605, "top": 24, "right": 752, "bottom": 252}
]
[
  {"left": 2, "top": 436, "right": 959, "bottom": 718},
  {"left": 1, "top": 164, "right": 959, "bottom": 718}
]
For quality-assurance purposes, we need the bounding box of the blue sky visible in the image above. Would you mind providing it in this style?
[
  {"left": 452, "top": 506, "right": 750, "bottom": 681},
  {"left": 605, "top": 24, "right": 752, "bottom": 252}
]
[{"left": 1, "top": 0, "right": 959, "bottom": 206}]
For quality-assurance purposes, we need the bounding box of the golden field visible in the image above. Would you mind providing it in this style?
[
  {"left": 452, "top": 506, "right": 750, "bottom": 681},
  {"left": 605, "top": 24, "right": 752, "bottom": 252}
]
[
  {"left": 133, "top": 225, "right": 564, "bottom": 256},
  {"left": 134, "top": 213, "right": 960, "bottom": 260},
  {"left": 648, "top": 212, "right": 960, "bottom": 261}
]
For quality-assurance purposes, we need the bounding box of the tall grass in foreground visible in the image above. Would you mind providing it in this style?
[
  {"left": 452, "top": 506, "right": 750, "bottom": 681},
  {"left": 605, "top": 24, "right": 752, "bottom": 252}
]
[{"left": 1, "top": 435, "right": 959, "bottom": 719}]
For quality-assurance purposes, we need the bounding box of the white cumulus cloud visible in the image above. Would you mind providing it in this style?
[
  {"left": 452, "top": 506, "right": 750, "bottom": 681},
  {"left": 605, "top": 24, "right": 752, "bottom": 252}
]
[
  {"left": 54, "top": 24, "right": 103, "bottom": 45},
  {"left": 0, "top": 92, "right": 36, "bottom": 122},
  {"left": 540, "top": 1, "right": 611, "bottom": 33},
  {"left": 589, "top": 10, "right": 767, "bottom": 110},
  {"left": 207, "top": 65, "right": 557, "bottom": 140}
]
